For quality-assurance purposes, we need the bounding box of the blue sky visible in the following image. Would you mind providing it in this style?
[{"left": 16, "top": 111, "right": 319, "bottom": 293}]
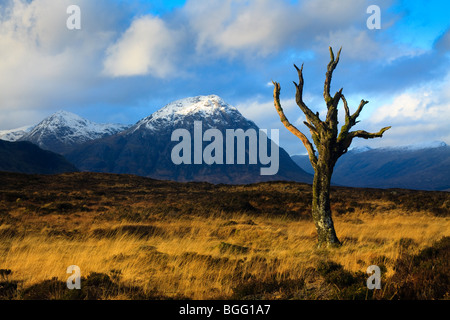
[
  {"left": 388, "top": 1, "right": 450, "bottom": 49},
  {"left": 0, "top": 0, "right": 449, "bottom": 155}
]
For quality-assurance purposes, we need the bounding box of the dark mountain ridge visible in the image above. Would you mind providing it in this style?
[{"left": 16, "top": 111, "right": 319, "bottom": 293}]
[
  {"left": 0, "top": 140, "right": 78, "bottom": 174},
  {"left": 66, "top": 95, "right": 313, "bottom": 184},
  {"left": 292, "top": 142, "right": 450, "bottom": 191}
]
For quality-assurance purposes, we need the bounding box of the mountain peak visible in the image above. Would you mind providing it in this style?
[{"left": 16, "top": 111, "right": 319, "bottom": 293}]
[
  {"left": 67, "top": 95, "right": 313, "bottom": 184},
  {"left": 40, "top": 110, "right": 89, "bottom": 129},
  {"left": 18, "top": 110, "right": 130, "bottom": 154},
  {"left": 53, "top": 110, "right": 80, "bottom": 117},
  {"left": 349, "top": 146, "right": 373, "bottom": 153},
  {"left": 152, "top": 95, "right": 237, "bottom": 118},
  {"left": 0, "top": 125, "right": 33, "bottom": 142},
  {"left": 49, "top": 110, "right": 84, "bottom": 121},
  {"left": 133, "top": 95, "right": 245, "bottom": 132}
]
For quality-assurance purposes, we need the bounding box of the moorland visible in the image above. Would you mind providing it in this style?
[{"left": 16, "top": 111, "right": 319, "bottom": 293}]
[{"left": 0, "top": 171, "right": 448, "bottom": 300}]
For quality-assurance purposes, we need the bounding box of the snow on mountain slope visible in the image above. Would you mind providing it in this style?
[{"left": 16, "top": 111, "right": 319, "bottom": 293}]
[
  {"left": 131, "top": 95, "right": 247, "bottom": 132},
  {"left": 66, "top": 95, "right": 313, "bottom": 184},
  {"left": 350, "top": 141, "right": 447, "bottom": 153},
  {"left": 0, "top": 125, "right": 33, "bottom": 142},
  {"left": 19, "top": 110, "right": 130, "bottom": 154},
  {"left": 391, "top": 141, "right": 447, "bottom": 150}
]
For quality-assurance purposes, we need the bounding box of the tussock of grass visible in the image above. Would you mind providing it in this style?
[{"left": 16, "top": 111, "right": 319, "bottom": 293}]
[{"left": 0, "top": 172, "right": 448, "bottom": 300}]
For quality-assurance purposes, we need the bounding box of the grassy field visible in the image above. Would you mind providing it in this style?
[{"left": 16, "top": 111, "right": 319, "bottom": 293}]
[{"left": 0, "top": 172, "right": 448, "bottom": 300}]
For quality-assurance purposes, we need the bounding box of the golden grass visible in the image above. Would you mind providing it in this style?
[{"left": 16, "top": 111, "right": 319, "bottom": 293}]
[{"left": 1, "top": 208, "right": 448, "bottom": 299}]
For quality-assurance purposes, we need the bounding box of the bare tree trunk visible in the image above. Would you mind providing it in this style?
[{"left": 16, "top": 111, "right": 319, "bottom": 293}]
[
  {"left": 312, "top": 160, "right": 340, "bottom": 247},
  {"left": 272, "top": 47, "right": 390, "bottom": 248}
]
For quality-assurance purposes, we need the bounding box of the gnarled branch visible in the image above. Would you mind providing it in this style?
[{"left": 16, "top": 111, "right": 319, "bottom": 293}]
[
  {"left": 322, "top": 47, "right": 343, "bottom": 133},
  {"left": 303, "top": 121, "right": 318, "bottom": 135},
  {"left": 337, "top": 95, "right": 370, "bottom": 142},
  {"left": 326, "top": 87, "right": 343, "bottom": 128},
  {"left": 324, "top": 46, "right": 342, "bottom": 103},
  {"left": 338, "top": 126, "right": 391, "bottom": 156},
  {"left": 293, "top": 63, "right": 322, "bottom": 129},
  {"left": 350, "top": 126, "right": 392, "bottom": 140},
  {"left": 273, "top": 81, "right": 318, "bottom": 169},
  {"left": 272, "top": 46, "right": 391, "bottom": 247},
  {"left": 352, "top": 99, "right": 369, "bottom": 121}
]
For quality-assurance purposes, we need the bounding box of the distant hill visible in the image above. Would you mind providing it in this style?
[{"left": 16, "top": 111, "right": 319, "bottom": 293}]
[
  {"left": 16, "top": 111, "right": 130, "bottom": 154},
  {"left": 66, "top": 95, "right": 313, "bottom": 184},
  {"left": 0, "top": 125, "right": 33, "bottom": 142},
  {"left": 0, "top": 140, "right": 78, "bottom": 174},
  {"left": 291, "top": 142, "right": 450, "bottom": 191}
]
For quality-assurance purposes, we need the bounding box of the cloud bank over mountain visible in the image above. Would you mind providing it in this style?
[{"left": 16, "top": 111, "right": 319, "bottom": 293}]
[{"left": 0, "top": 0, "right": 449, "bottom": 155}]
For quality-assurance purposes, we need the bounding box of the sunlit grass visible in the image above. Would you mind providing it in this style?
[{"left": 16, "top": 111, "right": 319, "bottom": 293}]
[
  {"left": 0, "top": 172, "right": 448, "bottom": 299},
  {"left": 1, "top": 208, "right": 448, "bottom": 299}
]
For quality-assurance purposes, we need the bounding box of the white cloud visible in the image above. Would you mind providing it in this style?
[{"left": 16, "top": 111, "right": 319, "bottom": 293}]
[
  {"left": 372, "top": 91, "right": 434, "bottom": 121},
  {"left": 0, "top": 0, "right": 116, "bottom": 121},
  {"left": 361, "top": 76, "right": 450, "bottom": 147},
  {"left": 371, "top": 84, "right": 449, "bottom": 124},
  {"left": 235, "top": 74, "right": 450, "bottom": 155},
  {"left": 182, "top": 0, "right": 385, "bottom": 58},
  {"left": 0, "top": 107, "right": 46, "bottom": 131},
  {"left": 184, "top": 0, "right": 299, "bottom": 57},
  {"left": 315, "top": 28, "right": 382, "bottom": 61},
  {"left": 0, "top": 0, "right": 447, "bottom": 153},
  {"left": 103, "top": 15, "right": 182, "bottom": 78}
]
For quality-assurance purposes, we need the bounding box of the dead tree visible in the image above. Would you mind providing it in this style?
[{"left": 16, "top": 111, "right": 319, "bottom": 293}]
[{"left": 272, "top": 47, "right": 391, "bottom": 247}]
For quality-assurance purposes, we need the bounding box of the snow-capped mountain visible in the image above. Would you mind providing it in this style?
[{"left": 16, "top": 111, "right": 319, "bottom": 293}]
[
  {"left": 67, "top": 95, "right": 313, "bottom": 184},
  {"left": 0, "top": 125, "right": 33, "bottom": 142},
  {"left": 292, "top": 141, "right": 450, "bottom": 191},
  {"left": 18, "top": 111, "right": 130, "bottom": 154},
  {"left": 131, "top": 95, "right": 246, "bottom": 132},
  {"left": 348, "top": 146, "right": 373, "bottom": 153},
  {"left": 349, "top": 141, "right": 447, "bottom": 153},
  {"left": 385, "top": 140, "right": 447, "bottom": 151}
]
